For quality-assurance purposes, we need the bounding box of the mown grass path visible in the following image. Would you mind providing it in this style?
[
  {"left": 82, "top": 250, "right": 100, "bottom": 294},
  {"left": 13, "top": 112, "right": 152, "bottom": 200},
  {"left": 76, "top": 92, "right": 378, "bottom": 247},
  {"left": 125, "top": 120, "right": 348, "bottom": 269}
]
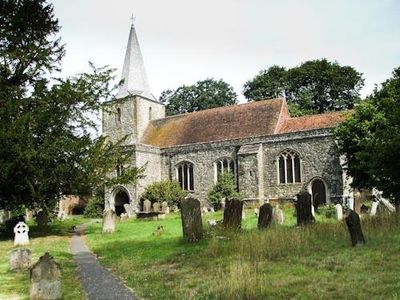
[{"left": 70, "top": 223, "right": 137, "bottom": 300}]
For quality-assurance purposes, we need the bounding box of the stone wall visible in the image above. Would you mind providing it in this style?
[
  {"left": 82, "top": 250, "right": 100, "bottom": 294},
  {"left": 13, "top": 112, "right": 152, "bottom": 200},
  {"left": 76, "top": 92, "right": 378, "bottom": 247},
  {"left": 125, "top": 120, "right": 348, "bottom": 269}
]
[{"left": 136, "top": 97, "right": 165, "bottom": 141}]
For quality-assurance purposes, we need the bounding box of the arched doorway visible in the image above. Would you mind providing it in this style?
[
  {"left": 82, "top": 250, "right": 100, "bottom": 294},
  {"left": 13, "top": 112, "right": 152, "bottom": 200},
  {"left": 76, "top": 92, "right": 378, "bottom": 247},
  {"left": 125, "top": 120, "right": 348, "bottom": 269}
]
[
  {"left": 311, "top": 179, "right": 326, "bottom": 210},
  {"left": 114, "top": 189, "right": 130, "bottom": 216}
]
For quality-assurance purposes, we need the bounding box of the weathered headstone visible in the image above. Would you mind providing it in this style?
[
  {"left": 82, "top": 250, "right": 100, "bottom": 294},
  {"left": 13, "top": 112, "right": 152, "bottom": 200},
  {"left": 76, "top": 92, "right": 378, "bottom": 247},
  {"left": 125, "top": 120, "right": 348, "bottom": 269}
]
[
  {"left": 0, "top": 209, "right": 8, "bottom": 224},
  {"left": 9, "top": 248, "right": 31, "bottom": 271},
  {"left": 380, "top": 198, "right": 396, "bottom": 213},
  {"left": 143, "top": 199, "right": 151, "bottom": 213},
  {"left": 180, "top": 198, "right": 203, "bottom": 242},
  {"left": 345, "top": 210, "right": 365, "bottom": 246},
  {"left": 123, "top": 203, "right": 134, "bottom": 218},
  {"left": 25, "top": 209, "right": 34, "bottom": 222},
  {"left": 102, "top": 209, "right": 116, "bottom": 233},
  {"left": 35, "top": 210, "right": 48, "bottom": 227},
  {"left": 153, "top": 202, "right": 161, "bottom": 213},
  {"left": 296, "top": 191, "right": 315, "bottom": 226},
  {"left": 258, "top": 203, "right": 273, "bottom": 229},
  {"left": 223, "top": 198, "right": 243, "bottom": 229},
  {"left": 354, "top": 190, "right": 362, "bottom": 214},
  {"left": 161, "top": 201, "right": 170, "bottom": 214},
  {"left": 120, "top": 213, "right": 128, "bottom": 221},
  {"left": 272, "top": 204, "right": 284, "bottom": 224},
  {"left": 30, "top": 252, "right": 62, "bottom": 300},
  {"left": 335, "top": 204, "right": 343, "bottom": 220},
  {"left": 14, "top": 222, "right": 29, "bottom": 246},
  {"left": 370, "top": 201, "right": 379, "bottom": 216},
  {"left": 242, "top": 210, "right": 246, "bottom": 220}
]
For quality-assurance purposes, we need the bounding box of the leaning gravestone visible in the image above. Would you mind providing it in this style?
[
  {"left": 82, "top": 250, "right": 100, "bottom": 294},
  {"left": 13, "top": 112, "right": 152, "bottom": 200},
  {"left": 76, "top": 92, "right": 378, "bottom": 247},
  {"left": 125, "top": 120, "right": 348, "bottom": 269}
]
[
  {"left": 153, "top": 202, "right": 161, "bottom": 213},
  {"left": 223, "top": 198, "right": 243, "bottom": 229},
  {"left": 123, "top": 204, "right": 134, "bottom": 218},
  {"left": 346, "top": 210, "right": 365, "bottom": 246},
  {"left": 335, "top": 204, "right": 343, "bottom": 220},
  {"left": 258, "top": 203, "right": 273, "bottom": 229},
  {"left": 30, "top": 252, "right": 62, "bottom": 300},
  {"left": 143, "top": 199, "right": 151, "bottom": 213},
  {"left": 272, "top": 204, "right": 284, "bottom": 225},
  {"left": 296, "top": 191, "right": 315, "bottom": 226},
  {"left": 10, "top": 248, "right": 31, "bottom": 271},
  {"left": 14, "top": 222, "right": 29, "bottom": 246},
  {"left": 370, "top": 201, "right": 379, "bottom": 216},
  {"left": 180, "top": 198, "right": 203, "bottom": 242},
  {"left": 35, "top": 210, "right": 48, "bottom": 227},
  {"left": 102, "top": 209, "right": 116, "bottom": 233}
]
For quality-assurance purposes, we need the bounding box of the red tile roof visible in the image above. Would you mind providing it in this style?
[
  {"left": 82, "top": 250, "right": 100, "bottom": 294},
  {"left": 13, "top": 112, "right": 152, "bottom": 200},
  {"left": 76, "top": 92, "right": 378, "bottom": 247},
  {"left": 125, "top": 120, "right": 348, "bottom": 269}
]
[{"left": 141, "top": 98, "right": 350, "bottom": 148}]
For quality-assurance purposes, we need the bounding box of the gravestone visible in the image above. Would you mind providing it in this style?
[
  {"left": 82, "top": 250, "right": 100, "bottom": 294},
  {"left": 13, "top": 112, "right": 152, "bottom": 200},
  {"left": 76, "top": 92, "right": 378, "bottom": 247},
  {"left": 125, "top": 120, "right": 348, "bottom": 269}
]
[
  {"left": 102, "top": 209, "right": 116, "bottom": 233},
  {"left": 354, "top": 190, "right": 362, "bottom": 214},
  {"left": 370, "top": 201, "right": 379, "bottom": 216},
  {"left": 143, "top": 199, "right": 151, "bottom": 213},
  {"left": 345, "top": 210, "right": 365, "bottom": 246},
  {"left": 272, "top": 204, "right": 284, "bottom": 225},
  {"left": 161, "top": 201, "right": 170, "bottom": 214},
  {"left": 380, "top": 198, "right": 396, "bottom": 213},
  {"left": 153, "top": 202, "right": 161, "bottom": 213},
  {"left": 258, "top": 203, "right": 273, "bottom": 229},
  {"left": 123, "top": 204, "right": 134, "bottom": 218},
  {"left": 223, "top": 198, "right": 243, "bottom": 229},
  {"left": 25, "top": 209, "right": 34, "bottom": 221},
  {"left": 9, "top": 248, "right": 31, "bottom": 271},
  {"left": 202, "top": 206, "right": 208, "bottom": 215},
  {"left": 120, "top": 213, "right": 128, "bottom": 221},
  {"left": 35, "top": 210, "right": 48, "bottom": 227},
  {"left": 335, "top": 204, "right": 343, "bottom": 220},
  {"left": 180, "top": 198, "right": 203, "bottom": 242},
  {"left": 30, "top": 252, "right": 62, "bottom": 300},
  {"left": 14, "top": 222, "right": 29, "bottom": 246},
  {"left": 296, "top": 191, "right": 315, "bottom": 226},
  {"left": 242, "top": 210, "right": 246, "bottom": 220}
]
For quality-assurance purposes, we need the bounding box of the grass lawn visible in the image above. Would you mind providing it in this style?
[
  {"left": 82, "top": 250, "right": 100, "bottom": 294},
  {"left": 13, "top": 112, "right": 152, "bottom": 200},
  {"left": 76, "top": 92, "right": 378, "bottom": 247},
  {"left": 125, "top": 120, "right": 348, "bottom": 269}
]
[
  {"left": 0, "top": 217, "right": 87, "bottom": 300},
  {"left": 86, "top": 208, "right": 400, "bottom": 299}
]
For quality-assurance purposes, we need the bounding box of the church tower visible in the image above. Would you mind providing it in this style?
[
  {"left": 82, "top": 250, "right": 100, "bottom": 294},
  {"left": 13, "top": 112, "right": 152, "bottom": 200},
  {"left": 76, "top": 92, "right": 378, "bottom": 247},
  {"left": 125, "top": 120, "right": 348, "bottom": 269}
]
[{"left": 102, "top": 23, "right": 165, "bottom": 145}]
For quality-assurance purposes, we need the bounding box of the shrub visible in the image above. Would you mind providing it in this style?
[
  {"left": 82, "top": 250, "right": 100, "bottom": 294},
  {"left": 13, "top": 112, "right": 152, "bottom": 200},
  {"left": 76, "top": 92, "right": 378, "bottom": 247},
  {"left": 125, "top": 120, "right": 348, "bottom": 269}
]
[
  {"left": 141, "top": 180, "right": 187, "bottom": 207},
  {"left": 83, "top": 196, "right": 104, "bottom": 218},
  {"left": 207, "top": 172, "right": 242, "bottom": 210}
]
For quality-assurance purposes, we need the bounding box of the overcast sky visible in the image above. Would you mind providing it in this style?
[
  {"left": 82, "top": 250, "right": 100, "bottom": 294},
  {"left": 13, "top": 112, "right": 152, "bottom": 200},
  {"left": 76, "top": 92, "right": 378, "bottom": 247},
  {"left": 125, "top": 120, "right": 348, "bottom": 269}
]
[{"left": 51, "top": 0, "right": 400, "bottom": 102}]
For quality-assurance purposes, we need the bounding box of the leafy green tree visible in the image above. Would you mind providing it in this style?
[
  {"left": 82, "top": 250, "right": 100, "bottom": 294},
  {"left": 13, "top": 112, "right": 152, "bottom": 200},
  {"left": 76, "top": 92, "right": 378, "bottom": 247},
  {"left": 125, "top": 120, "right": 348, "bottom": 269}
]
[
  {"left": 207, "top": 172, "right": 242, "bottom": 210},
  {"left": 244, "top": 59, "right": 364, "bottom": 115},
  {"left": 335, "top": 66, "right": 400, "bottom": 205},
  {"left": 160, "top": 78, "right": 237, "bottom": 116},
  {"left": 0, "top": 0, "right": 143, "bottom": 215},
  {"left": 141, "top": 180, "right": 187, "bottom": 207}
]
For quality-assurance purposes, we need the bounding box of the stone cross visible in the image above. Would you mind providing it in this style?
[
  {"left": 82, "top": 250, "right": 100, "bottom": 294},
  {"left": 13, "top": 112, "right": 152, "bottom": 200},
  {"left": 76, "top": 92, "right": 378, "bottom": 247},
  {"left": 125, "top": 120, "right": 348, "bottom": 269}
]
[
  {"left": 223, "top": 198, "right": 243, "bottom": 229},
  {"left": 335, "top": 203, "right": 343, "bottom": 220},
  {"left": 296, "top": 191, "right": 315, "bottom": 226},
  {"left": 258, "top": 203, "right": 273, "bottom": 229},
  {"left": 30, "top": 252, "right": 62, "bottom": 300},
  {"left": 102, "top": 209, "right": 116, "bottom": 233},
  {"left": 272, "top": 204, "right": 284, "bottom": 225},
  {"left": 180, "top": 197, "right": 203, "bottom": 242},
  {"left": 14, "top": 222, "right": 29, "bottom": 246},
  {"left": 345, "top": 210, "right": 365, "bottom": 246},
  {"left": 9, "top": 248, "right": 31, "bottom": 271}
]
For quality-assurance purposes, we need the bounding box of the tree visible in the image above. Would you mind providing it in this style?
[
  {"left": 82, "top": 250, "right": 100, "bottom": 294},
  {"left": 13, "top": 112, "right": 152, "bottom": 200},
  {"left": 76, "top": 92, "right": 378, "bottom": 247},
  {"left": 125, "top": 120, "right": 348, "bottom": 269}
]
[
  {"left": 0, "top": 0, "right": 143, "bottom": 214},
  {"left": 244, "top": 59, "right": 364, "bottom": 115},
  {"left": 159, "top": 78, "right": 237, "bottom": 116},
  {"left": 141, "top": 180, "right": 187, "bottom": 207},
  {"left": 335, "top": 66, "right": 400, "bottom": 205}
]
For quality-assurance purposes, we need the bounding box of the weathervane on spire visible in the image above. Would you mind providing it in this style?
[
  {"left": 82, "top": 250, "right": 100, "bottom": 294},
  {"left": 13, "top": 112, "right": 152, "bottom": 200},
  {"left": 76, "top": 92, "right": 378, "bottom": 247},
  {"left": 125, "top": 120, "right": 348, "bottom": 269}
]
[{"left": 130, "top": 14, "right": 136, "bottom": 26}]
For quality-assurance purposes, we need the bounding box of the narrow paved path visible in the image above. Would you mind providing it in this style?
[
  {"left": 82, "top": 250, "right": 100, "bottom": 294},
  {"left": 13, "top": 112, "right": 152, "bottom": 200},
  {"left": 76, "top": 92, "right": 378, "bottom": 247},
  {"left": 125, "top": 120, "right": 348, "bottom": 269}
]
[{"left": 70, "top": 224, "right": 137, "bottom": 300}]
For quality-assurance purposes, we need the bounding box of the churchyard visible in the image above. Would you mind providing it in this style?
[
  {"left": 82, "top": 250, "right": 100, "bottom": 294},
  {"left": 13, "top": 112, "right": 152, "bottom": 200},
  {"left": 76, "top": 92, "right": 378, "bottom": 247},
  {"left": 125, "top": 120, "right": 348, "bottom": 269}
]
[{"left": 1, "top": 201, "right": 400, "bottom": 299}]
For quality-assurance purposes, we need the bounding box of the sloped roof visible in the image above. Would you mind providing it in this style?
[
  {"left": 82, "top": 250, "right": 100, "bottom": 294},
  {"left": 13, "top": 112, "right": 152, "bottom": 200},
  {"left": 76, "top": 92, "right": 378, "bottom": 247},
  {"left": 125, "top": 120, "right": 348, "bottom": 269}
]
[
  {"left": 141, "top": 98, "right": 286, "bottom": 147},
  {"left": 279, "top": 111, "right": 349, "bottom": 134},
  {"left": 141, "top": 98, "right": 350, "bottom": 148}
]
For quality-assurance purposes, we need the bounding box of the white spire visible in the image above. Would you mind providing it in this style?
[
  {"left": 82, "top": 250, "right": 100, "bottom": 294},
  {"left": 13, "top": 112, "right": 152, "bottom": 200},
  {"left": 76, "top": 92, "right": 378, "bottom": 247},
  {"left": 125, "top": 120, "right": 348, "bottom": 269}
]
[{"left": 116, "top": 23, "right": 156, "bottom": 101}]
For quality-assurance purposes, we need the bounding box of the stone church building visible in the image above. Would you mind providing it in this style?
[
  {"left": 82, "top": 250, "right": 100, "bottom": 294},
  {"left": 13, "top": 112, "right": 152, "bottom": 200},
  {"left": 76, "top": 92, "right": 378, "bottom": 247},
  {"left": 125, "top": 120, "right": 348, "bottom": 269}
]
[{"left": 103, "top": 24, "right": 352, "bottom": 214}]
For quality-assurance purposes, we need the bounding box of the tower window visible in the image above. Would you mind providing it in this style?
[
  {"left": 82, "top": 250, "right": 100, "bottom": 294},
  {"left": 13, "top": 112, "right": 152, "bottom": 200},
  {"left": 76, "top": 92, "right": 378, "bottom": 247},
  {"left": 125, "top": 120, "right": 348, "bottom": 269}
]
[
  {"left": 149, "top": 106, "right": 152, "bottom": 120},
  {"left": 116, "top": 107, "right": 122, "bottom": 123},
  {"left": 277, "top": 149, "right": 301, "bottom": 184}
]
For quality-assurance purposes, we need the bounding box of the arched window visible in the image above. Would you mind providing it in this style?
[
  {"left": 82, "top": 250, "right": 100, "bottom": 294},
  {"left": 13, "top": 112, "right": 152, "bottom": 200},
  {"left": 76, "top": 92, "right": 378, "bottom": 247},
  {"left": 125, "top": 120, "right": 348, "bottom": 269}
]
[
  {"left": 116, "top": 107, "right": 121, "bottom": 123},
  {"left": 149, "top": 106, "right": 152, "bottom": 120},
  {"left": 176, "top": 162, "right": 194, "bottom": 191},
  {"left": 277, "top": 150, "right": 301, "bottom": 184},
  {"left": 116, "top": 165, "right": 124, "bottom": 177},
  {"left": 214, "top": 158, "right": 236, "bottom": 182}
]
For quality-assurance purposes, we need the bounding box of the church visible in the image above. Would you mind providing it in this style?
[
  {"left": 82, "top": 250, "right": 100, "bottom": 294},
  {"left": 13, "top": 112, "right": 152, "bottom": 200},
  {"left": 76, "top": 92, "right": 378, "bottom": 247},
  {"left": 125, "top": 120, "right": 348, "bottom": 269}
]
[{"left": 103, "top": 24, "right": 352, "bottom": 214}]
